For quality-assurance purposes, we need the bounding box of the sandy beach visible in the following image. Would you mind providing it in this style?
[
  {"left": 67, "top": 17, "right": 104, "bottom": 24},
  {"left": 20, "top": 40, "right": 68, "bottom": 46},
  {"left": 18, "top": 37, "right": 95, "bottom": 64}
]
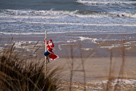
[
  {"left": 1, "top": 33, "right": 136, "bottom": 80},
  {"left": 48, "top": 56, "right": 136, "bottom": 82},
  {"left": 48, "top": 56, "right": 136, "bottom": 91},
  {"left": 0, "top": 33, "right": 136, "bottom": 90}
]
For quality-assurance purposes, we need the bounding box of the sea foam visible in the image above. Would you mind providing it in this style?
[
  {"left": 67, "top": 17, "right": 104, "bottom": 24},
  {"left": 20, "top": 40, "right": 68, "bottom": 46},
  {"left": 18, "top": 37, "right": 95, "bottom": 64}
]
[{"left": 0, "top": 9, "right": 136, "bottom": 35}]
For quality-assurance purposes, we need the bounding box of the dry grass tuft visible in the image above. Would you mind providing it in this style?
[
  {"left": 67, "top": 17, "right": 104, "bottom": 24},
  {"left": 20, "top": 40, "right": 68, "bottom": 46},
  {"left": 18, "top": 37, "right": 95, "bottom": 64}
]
[{"left": 0, "top": 43, "right": 60, "bottom": 91}]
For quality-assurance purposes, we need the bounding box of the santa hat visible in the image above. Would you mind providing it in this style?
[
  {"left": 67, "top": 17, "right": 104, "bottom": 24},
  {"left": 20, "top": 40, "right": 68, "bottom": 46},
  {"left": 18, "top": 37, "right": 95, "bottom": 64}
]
[{"left": 49, "top": 39, "right": 52, "bottom": 41}]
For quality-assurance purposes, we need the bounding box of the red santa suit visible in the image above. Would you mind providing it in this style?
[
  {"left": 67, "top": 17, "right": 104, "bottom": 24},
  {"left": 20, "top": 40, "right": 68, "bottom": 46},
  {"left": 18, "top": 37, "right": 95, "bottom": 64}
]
[{"left": 44, "top": 39, "right": 59, "bottom": 60}]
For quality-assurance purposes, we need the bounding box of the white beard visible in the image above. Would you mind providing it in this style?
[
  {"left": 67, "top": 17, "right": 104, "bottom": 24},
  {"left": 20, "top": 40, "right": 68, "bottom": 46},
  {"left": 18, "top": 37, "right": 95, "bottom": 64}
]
[{"left": 49, "top": 42, "right": 52, "bottom": 46}]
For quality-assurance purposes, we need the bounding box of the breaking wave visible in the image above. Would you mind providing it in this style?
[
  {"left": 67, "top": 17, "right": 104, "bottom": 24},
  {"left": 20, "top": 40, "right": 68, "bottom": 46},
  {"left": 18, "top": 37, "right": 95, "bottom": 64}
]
[
  {"left": 77, "top": 0, "right": 136, "bottom": 5},
  {"left": 0, "top": 9, "right": 136, "bottom": 35},
  {"left": 0, "top": 9, "right": 136, "bottom": 18}
]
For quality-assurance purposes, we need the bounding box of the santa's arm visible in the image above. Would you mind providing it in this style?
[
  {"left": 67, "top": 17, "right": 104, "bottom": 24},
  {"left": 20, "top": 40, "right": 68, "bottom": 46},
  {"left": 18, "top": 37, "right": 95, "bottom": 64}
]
[{"left": 44, "top": 40, "right": 48, "bottom": 44}]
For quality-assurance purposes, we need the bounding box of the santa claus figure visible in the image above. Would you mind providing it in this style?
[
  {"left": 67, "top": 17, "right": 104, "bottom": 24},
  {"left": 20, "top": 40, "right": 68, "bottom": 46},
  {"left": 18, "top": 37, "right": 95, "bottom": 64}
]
[{"left": 44, "top": 39, "right": 59, "bottom": 60}]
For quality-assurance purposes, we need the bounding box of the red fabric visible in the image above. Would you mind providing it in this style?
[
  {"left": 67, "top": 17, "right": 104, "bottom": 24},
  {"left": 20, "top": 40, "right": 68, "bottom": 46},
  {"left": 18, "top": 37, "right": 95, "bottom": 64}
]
[
  {"left": 50, "top": 43, "right": 54, "bottom": 47},
  {"left": 47, "top": 46, "right": 53, "bottom": 52},
  {"left": 44, "top": 39, "right": 59, "bottom": 60},
  {"left": 46, "top": 41, "right": 54, "bottom": 52},
  {"left": 49, "top": 39, "right": 52, "bottom": 41},
  {"left": 49, "top": 54, "right": 58, "bottom": 60}
]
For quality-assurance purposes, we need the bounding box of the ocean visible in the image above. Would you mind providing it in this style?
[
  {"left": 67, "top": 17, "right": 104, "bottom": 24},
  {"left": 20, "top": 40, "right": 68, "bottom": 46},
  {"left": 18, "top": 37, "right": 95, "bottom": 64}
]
[{"left": 0, "top": 0, "right": 136, "bottom": 35}]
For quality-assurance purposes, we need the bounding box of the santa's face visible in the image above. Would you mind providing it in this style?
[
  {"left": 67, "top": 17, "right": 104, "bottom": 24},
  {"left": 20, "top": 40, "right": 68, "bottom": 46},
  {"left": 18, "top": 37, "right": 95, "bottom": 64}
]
[{"left": 48, "top": 41, "right": 52, "bottom": 46}]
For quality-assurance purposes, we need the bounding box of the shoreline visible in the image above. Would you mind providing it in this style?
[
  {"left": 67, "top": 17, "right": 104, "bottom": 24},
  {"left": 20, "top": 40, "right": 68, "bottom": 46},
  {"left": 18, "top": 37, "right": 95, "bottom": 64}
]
[
  {"left": 1, "top": 32, "right": 136, "bottom": 57},
  {"left": 0, "top": 32, "right": 136, "bottom": 57}
]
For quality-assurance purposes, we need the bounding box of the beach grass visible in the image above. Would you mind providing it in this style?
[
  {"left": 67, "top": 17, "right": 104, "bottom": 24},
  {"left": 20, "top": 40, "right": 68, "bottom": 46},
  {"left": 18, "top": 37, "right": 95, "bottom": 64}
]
[{"left": 0, "top": 44, "right": 60, "bottom": 91}]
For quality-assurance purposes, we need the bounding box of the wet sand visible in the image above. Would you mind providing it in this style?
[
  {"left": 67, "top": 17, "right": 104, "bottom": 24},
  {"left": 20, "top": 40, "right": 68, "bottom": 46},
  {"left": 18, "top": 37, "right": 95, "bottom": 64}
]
[
  {"left": 0, "top": 32, "right": 136, "bottom": 57},
  {"left": 48, "top": 56, "right": 136, "bottom": 83}
]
